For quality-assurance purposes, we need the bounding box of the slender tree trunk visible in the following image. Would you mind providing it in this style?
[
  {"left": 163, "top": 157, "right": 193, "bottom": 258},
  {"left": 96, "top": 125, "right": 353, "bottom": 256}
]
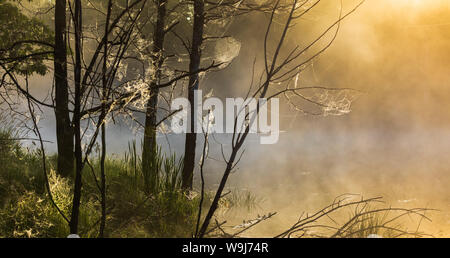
[
  {"left": 142, "top": 0, "right": 167, "bottom": 193},
  {"left": 182, "top": 0, "right": 205, "bottom": 190},
  {"left": 198, "top": 150, "right": 238, "bottom": 237},
  {"left": 99, "top": 0, "right": 113, "bottom": 238},
  {"left": 69, "top": 0, "right": 83, "bottom": 235},
  {"left": 99, "top": 124, "right": 106, "bottom": 236},
  {"left": 54, "top": 0, "right": 74, "bottom": 178}
]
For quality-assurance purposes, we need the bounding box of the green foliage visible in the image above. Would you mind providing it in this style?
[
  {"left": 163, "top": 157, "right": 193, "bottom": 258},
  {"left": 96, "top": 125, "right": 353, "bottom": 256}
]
[
  {"left": 0, "top": 0, "right": 53, "bottom": 75},
  {"left": 0, "top": 191, "right": 67, "bottom": 238},
  {"left": 0, "top": 170, "right": 70, "bottom": 238},
  {"left": 0, "top": 125, "right": 46, "bottom": 204},
  {"left": 87, "top": 141, "right": 199, "bottom": 237},
  {"left": 0, "top": 128, "right": 202, "bottom": 237},
  {"left": 0, "top": 120, "right": 262, "bottom": 238},
  {"left": 126, "top": 140, "right": 183, "bottom": 194}
]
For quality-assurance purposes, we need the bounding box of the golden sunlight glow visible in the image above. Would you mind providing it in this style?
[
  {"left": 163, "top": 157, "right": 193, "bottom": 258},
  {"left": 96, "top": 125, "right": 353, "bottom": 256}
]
[
  {"left": 390, "top": 0, "right": 424, "bottom": 8},
  {"left": 392, "top": 0, "right": 448, "bottom": 8}
]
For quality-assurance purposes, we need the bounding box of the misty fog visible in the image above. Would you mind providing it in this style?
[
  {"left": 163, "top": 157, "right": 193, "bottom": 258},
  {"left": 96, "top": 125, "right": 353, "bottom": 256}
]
[{"left": 8, "top": 0, "right": 450, "bottom": 237}]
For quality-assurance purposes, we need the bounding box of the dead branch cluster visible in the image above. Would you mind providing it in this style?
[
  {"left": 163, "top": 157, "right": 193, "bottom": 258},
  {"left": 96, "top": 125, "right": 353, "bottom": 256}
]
[
  {"left": 276, "top": 194, "right": 433, "bottom": 238},
  {"left": 206, "top": 194, "right": 434, "bottom": 238}
]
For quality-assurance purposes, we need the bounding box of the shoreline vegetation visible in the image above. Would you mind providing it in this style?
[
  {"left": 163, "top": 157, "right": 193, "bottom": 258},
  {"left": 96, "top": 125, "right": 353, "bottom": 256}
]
[{"left": 0, "top": 127, "right": 434, "bottom": 238}]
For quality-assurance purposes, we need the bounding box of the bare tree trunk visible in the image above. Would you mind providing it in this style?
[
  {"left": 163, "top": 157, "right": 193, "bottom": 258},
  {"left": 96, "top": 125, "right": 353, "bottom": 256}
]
[
  {"left": 99, "top": 124, "right": 106, "bottom": 236},
  {"left": 54, "top": 0, "right": 74, "bottom": 178},
  {"left": 99, "top": 0, "right": 113, "bottom": 238},
  {"left": 198, "top": 143, "right": 239, "bottom": 237},
  {"left": 142, "top": 0, "right": 167, "bottom": 193},
  {"left": 182, "top": 0, "right": 204, "bottom": 190},
  {"left": 69, "top": 0, "right": 83, "bottom": 235}
]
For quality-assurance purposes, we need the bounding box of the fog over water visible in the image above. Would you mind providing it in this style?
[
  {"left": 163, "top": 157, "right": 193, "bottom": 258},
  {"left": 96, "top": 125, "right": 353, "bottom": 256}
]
[{"left": 15, "top": 0, "right": 450, "bottom": 236}]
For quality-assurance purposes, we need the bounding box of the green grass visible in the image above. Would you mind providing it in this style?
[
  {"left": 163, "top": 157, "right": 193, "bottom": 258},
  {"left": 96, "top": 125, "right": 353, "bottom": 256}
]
[
  {"left": 0, "top": 126, "right": 202, "bottom": 238},
  {"left": 0, "top": 121, "right": 266, "bottom": 238}
]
